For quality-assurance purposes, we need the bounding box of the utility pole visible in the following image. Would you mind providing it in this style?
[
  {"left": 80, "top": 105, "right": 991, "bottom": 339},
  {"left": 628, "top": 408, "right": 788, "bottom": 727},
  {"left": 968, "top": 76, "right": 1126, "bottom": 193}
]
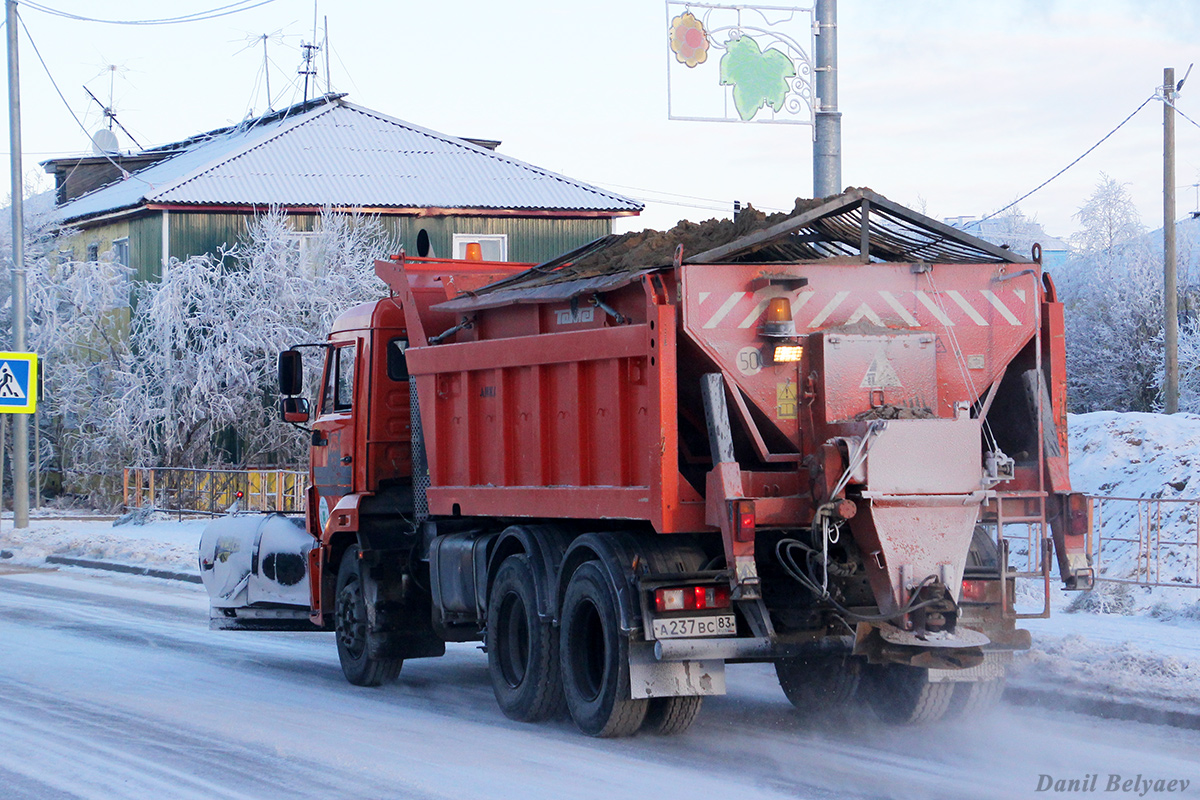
[
  {"left": 6, "top": 0, "right": 28, "bottom": 527},
  {"left": 1165, "top": 66, "right": 1179, "bottom": 414},
  {"left": 812, "top": 0, "right": 841, "bottom": 199}
]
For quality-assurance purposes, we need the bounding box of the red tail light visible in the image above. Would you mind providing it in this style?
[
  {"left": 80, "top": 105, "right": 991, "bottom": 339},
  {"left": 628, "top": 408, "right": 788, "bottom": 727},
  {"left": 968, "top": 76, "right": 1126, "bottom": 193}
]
[
  {"left": 655, "top": 584, "right": 732, "bottom": 612},
  {"left": 961, "top": 579, "right": 988, "bottom": 602},
  {"left": 734, "top": 499, "right": 756, "bottom": 543}
]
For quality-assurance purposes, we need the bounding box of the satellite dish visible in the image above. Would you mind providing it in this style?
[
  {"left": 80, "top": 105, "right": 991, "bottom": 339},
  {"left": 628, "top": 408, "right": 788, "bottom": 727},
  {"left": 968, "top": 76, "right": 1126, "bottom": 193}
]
[{"left": 91, "top": 128, "right": 119, "bottom": 155}]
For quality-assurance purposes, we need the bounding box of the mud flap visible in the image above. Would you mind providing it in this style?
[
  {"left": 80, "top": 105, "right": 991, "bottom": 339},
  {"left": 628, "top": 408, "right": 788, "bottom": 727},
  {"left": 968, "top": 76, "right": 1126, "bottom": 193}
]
[
  {"left": 1050, "top": 492, "right": 1094, "bottom": 590},
  {"left": 628, "top": 641, "right": 725, "bottom": 698},
  {"left": 362, "top": 552, "right": 446, "bottom": 661}
]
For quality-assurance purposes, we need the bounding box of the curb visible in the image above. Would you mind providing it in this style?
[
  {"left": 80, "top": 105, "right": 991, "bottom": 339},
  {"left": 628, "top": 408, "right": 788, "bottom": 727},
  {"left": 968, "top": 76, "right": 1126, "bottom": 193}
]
[
  {"left": 44, "top": 555, "right": 202, "bottom": 584},
  {"left": 1005, "top": 685, "right": 1200, "bottom": 731}
]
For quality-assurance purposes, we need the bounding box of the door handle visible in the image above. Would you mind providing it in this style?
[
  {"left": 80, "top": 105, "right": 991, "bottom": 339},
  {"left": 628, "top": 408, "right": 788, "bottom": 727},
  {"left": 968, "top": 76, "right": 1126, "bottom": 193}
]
[{"left": 341, "top": 455, "right": 352, "bottom": 465}]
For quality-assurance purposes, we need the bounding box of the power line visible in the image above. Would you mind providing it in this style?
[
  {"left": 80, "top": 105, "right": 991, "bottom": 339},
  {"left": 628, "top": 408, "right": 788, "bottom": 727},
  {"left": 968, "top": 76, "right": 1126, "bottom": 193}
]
[
  {"left": 1165, "top": 95, "right": 1200, "bottom": 135},
  {"left": 965, "top": 94, "right": 1156, "bottom": 229},
  {"left": 16, "top": 13, "right": 153, "bottom": 188},
  {"left": 21, "top": 0, "right": 277, "bottom": 26},
  {"left": 593, "top": 180, "right": 791, "bottom": 214}
]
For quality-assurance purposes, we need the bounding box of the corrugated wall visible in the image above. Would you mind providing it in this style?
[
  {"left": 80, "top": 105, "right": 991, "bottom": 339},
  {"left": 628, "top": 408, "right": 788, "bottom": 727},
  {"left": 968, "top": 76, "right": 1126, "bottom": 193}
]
[
  {"left": 99, "top": 210, "right": 614, "bottom": 281},
  {"left": 164, "top": 211, "right": 610, "bottom": 269},
  {"left": 128, "top": 215, "right": 162, "bottom": 282},
  {"left": 380, "top": 216, "right": 611, "bottom": 263}
]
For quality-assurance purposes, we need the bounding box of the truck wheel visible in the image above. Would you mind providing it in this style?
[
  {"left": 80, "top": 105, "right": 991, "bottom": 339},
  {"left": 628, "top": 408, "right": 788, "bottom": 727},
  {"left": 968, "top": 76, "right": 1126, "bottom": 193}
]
[
  {"left": 641, "top": 696, "right": 703, "bottom": 735},
  {"left": 559, "top": 562, "right": 648, "bottom": 737},
  {"left": 949, "top": 677, "right": 1007, "bottom": 718},
  {"left": 861, "top": 664, "right": 953, "bottom": 724},
  {"left": 775, "top": 652, "right": 861, "bottom": 711},
  {"left": 335, "top": 545, "right": 402, "bottom": 687},
  {"left": 486, "top": 554, "right": 565, "bottom": 722}
]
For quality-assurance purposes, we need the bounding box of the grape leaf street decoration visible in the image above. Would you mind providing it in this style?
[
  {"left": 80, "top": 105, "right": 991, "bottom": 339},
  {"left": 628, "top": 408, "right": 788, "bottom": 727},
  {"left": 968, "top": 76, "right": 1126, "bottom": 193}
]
[
  {"left": 665, "top": 2, "right": 814, "bottom": 126},
  {"left": 719, "top": 35, "right": 796, "bottom": 121}
]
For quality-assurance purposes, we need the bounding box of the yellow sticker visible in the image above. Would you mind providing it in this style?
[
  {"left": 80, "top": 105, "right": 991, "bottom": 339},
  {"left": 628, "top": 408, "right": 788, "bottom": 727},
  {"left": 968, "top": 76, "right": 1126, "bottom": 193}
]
[{"left": 776, "top": 380, "right": 798, "bottom": 420}]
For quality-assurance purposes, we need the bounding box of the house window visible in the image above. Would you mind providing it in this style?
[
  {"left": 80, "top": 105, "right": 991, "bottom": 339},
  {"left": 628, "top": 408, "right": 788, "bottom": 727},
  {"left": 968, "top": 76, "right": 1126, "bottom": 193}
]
[
  {"left": 58, "top": 247, "right": 74, "bottom": 264},
  {"left": 113, "top": 238, "right": 130, "bottom": 268},
  {"left": 452, "top": 233, "right": 507, "bottom": 262},
  {"left": 286, "top": 231, "right": 320, "bottom": 270},
  {"left": 86, "top": 242, "right": 100, "bottom": 262}
]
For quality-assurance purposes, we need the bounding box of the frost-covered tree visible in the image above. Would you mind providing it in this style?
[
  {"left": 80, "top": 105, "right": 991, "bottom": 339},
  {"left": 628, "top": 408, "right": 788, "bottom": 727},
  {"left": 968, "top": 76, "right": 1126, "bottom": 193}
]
[
  {"left": 125, "top": 208, "right": 394, "bottom": 469},
  {"left": 1061, "top": 175, "right": 1162, "bottom": 412},
  {"left": 1069, "top": 173, "right": 1146, "bottom": 254},
  {"left": 28, "top": 207, "right": 396, "bottom": 506},
  {"left": 26, "top": 256, "right": 140, "bottom": 501}
]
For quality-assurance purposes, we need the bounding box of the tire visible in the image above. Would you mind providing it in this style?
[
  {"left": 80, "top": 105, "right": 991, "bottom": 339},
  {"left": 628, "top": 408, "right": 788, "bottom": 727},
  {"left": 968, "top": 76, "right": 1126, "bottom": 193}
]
[
  {"left": 486, "top": 555, "right": 565, "bottom": 722},
  {"left": 949, "top": 677, "right": 1007, "bottom": 718},
  {"left": 335, "top": 545, "right": 402, "bottom": 687},
  {"left": 965, "top": 525, "right": 1000, "bottom": 573},
  {"left": 775, "top": 651, "right": 862, "bottom": 712},
  {"left": 861, "top": 664, "right": 954, "bottom": 724},
  {"left": 559, "top": 561, "right": 648, "bottom": 737},
  {"left": 641, "top": 696, "right": 703, "bottom": 736}
]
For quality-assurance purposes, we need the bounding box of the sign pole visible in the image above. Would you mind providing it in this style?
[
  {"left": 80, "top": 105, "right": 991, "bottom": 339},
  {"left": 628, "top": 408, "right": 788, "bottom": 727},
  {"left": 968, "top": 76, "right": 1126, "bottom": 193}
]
[{"left": 6, "top": 0, "right": 28, "bottom": 527}]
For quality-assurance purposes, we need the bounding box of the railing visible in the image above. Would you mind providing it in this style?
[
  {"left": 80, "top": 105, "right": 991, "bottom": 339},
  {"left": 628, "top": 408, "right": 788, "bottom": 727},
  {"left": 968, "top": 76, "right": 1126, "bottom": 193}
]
[
  {"left": 1090, "top": 495, "right": 1200, "bottom": 589},
  {"left": 123, "top": 467, "right": 307, "bottom": 516},
  {"left": 985, "top": 490, "right": 1200, "bottom": 619}
]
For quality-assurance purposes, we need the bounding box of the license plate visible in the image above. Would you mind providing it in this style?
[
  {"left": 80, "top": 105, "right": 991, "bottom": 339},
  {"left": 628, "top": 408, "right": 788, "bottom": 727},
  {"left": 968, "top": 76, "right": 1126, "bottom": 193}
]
[{"left": 651, "top": 614, "right": 736, "bottom": 639}]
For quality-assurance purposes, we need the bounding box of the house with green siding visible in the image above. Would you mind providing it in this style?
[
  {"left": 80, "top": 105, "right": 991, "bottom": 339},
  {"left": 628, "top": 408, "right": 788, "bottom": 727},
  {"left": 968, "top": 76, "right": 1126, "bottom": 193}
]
[{"left": 44, "top": 94, "right": 641, "bottom": 278}]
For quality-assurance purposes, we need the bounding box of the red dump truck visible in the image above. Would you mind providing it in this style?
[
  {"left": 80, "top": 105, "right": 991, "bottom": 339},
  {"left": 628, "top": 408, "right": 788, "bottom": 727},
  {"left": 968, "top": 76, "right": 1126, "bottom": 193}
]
[{"left": 200, "top": 188, "right": 1093, "bottom": 736}]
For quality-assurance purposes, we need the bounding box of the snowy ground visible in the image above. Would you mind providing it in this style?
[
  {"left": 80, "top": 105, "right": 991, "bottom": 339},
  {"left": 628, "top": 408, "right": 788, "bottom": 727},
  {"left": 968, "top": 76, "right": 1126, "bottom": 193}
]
[
  {"left": 1000, "top": 412, "right": 1200, "bottom": 708},
  {"left": 2, "top": 411, "right": 1200, "bottom": 797},
  {"left": 1, "top": 565, "right": 1198, "bottom": 800}
]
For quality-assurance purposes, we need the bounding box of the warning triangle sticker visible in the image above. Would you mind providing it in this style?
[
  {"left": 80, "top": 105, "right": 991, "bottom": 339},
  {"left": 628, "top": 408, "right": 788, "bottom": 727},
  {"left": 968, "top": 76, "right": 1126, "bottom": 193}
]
[
  {"left": 0, "top": 362, "right": 24, "bottom": 400},
  {"left": 861, "top": 350, "right": 902, "bottom": 389}
]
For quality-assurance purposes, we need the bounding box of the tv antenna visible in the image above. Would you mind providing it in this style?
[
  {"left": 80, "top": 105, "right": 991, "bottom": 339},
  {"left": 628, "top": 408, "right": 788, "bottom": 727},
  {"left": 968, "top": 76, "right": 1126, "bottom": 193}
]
[
  {"left": 256, "top": 32, "right": 274, "bottom": 110},
  {"left": 298, "top": 1, "right": 321, "bottom": 101},
  {"left": 83, "top": 84, "right": 143, "bottom": 151}
]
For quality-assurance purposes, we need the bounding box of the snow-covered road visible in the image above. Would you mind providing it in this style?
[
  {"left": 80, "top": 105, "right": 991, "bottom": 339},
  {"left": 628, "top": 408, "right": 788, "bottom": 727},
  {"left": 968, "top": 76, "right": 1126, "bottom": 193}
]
[{"left": 2, "top": 566, "right": 1197, "bottom": 800}]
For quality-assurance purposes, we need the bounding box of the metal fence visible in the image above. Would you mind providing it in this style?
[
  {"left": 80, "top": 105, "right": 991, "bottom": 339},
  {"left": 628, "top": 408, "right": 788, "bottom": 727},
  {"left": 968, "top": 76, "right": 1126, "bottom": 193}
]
[
  {"left": 123, "top": 467, "right": 307, "bottom": 516},
  {"left": 1090, "top": 495, "right": 1200, "bottom": 589},
  {"left": 994, "top": 495, "right": 1200, "bottom": 592}
]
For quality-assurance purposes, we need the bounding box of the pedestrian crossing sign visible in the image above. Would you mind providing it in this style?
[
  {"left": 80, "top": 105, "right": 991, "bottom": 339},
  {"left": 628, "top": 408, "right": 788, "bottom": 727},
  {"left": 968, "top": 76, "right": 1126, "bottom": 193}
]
[{"left": 0, "top": 352, "right": 37, "bottom": 414}]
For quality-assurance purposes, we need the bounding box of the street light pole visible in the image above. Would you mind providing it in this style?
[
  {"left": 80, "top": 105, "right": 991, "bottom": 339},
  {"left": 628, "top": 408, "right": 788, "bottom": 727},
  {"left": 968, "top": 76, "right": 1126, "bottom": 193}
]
[
  {"left": 813, "top": 0, "right": 841, "bottom": 199},
  {"left": 7, "top": 0, "right": 29, "bottom": 527}
]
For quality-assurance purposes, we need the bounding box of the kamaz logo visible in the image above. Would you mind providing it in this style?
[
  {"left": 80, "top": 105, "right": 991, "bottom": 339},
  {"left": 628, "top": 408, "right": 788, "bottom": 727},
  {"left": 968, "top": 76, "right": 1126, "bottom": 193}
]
[{"left": 555, "top": 308, "right": 595, "bottom": 325}]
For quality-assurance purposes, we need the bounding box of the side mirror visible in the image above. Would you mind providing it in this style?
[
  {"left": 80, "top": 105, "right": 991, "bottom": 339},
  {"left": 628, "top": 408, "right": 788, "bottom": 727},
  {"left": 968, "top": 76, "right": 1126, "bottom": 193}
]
[
  {"left": 279, "top": 349, "right": 303, "bottom": 396},
  {"left": 280, "top": 396, "right": 311, "bottom": 424}
]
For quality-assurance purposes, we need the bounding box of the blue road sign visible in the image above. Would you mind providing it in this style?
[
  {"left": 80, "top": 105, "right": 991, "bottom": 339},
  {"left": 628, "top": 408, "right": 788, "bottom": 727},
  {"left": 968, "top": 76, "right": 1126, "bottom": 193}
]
[{"left": 0, "top": 352, "right": 38, "bottom": 414}]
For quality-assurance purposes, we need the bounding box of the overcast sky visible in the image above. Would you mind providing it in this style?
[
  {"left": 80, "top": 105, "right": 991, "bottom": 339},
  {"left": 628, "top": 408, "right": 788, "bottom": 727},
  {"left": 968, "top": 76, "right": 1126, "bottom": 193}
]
[{"left": 8, "top": 0, "right": 1200, "bottom": 246}]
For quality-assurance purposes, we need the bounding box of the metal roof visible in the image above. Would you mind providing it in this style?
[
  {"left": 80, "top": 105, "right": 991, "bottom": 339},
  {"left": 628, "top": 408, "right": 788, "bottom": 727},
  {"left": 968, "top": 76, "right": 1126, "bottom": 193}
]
[
  {"left": 52, "top": 97, "right": 641, "bottom": 223},
  {"left": 437, "top": 188, "right": 1030, "bottom": 313}
]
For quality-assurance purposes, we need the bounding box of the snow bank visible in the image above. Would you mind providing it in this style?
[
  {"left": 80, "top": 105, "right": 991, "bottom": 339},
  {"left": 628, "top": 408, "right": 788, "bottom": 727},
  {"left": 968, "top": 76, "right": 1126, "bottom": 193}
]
[
  {"left": 0, "top": 512, "right": 204, "bottom": 575},
  {"left": 1066, "top": 411, "right": 1200, "bottom": 613}
]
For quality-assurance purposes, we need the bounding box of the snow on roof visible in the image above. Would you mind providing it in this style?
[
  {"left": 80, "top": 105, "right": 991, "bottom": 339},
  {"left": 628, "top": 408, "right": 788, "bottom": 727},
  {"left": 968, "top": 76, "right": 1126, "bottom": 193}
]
[{"left": 52, "top": 97, "right": 641, "bottom": 223}]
